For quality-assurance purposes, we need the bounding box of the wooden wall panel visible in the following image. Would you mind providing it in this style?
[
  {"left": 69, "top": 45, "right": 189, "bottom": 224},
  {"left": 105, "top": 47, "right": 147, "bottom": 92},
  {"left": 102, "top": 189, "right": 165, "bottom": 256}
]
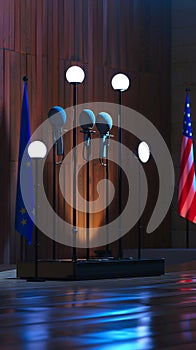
[
  {"left": 0, "top": 0, "right": 171, "bottom": 263},
  {"left": 0, "top": 0, "right": 14, "bottom": 50},
  {"left": 10, "top": 52, "right": 21, "bottom": 162},
  {"left": 0, "top": 50, "right": 10, "bottom": 263}
]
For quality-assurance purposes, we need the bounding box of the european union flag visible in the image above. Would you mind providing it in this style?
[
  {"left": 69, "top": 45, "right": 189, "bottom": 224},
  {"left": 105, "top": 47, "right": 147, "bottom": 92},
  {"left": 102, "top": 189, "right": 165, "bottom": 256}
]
[{"left": 15, "top": 78, "right": 34, "bottom": 244}]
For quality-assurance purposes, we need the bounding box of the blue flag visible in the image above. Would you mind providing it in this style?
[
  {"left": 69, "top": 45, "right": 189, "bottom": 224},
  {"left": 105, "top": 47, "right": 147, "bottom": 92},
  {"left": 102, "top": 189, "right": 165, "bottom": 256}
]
[{"left": 15, "top": 80, "right": 34, "bottom": 244}]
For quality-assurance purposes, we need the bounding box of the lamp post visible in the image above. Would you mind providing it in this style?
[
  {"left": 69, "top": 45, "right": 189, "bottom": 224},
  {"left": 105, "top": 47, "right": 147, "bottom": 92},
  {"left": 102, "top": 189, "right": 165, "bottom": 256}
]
[
  {"left": 111, "top": 73, "right": 130, "bottom": 259},
  {"left": 27, "top": 140, "right": 47, "bottom": 281},
  {"left": 137, "top": 141, "right": 150, "bottom": 259},
  {"left": 66, "top": 65, "right": 85, "bottom": 262}
]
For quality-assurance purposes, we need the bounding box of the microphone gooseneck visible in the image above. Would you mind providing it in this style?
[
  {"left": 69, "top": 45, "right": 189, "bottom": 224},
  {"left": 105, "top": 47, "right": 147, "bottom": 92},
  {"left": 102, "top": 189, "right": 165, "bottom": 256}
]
[
  {"left": 48, "top": 106, "right": 67, "bottom": 158},
  {"left": 79, "top": 109, "right": 96, "bottom": 161},
  {"left": 95, "top": 112, "right": 113, "bottom": 166}
]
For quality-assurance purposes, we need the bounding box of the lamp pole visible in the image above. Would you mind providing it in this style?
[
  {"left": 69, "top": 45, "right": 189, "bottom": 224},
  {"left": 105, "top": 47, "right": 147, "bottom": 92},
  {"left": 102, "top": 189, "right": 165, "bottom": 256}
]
[
  {"left": 111, "top": 73, "right": 130, "bottom": 259},
  {"left": 66, "top": 66, "right": 85, "bottom": 262},
  {"left": 27, "top": 141, "right": 47, "bottom": 281},
  {"left": 105, "top": 134, "right": 111, "bottom": 256},
  {"left": 72, "top": 82, "right": 77, "bottom": 262},
  {"left": 137, "top": 141, "right": 151, "bottom": 260},
  {"left": 118, "top": 90, "right": 122, "bottom": 258}
]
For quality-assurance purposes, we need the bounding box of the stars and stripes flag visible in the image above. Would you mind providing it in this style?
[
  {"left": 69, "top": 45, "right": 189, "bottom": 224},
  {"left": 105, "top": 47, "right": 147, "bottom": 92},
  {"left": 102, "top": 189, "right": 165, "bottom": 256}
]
[
  {"left": 178, "top": 90, "right": 196, "bottom": 223},
  {"left": 15, "top": 78, "right": 34, "bottom": 244}
]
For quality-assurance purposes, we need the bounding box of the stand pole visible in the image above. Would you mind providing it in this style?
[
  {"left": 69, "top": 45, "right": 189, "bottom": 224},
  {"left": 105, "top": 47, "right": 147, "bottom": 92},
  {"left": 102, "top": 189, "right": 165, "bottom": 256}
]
[
  {"left": 20, "top": 236, "right": 24, "bottom": 261},
  {"left": 72, "top": 83, "right": 77, "bottom": 262},
  {"left": 80, "top": 127, "right": 95, "bottom": 261},
  {"left": 138, "top": 160, "right": 141, "bottom": 259},
  {"left": 186, "top": 219, "right": 189, "bottom": 248},
  {"left": 105, "top": 141, "right": 110, "bottom": 256},
  {"left": 118, "top": 91, "right": 123, "bottom": 259},
  {"left": 52, "top": 141, "right": 56, "bottom": 260},
  {"left": 27, "top": 159, "right": 44, "bottom": 282},
  {"left": 35, "top": 159, "right": 39, "bottom": 278},
  {"left": 86, "top": 143, "right": 90, "bottom": 260}
]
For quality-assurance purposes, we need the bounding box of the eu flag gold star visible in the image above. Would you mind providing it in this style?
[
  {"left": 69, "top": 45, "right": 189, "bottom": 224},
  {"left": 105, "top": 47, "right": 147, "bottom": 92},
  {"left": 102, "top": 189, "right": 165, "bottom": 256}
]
[
  {"left": 26, "top": 161, "right": 31, "bottom": 168},
  {"left": 20, "top": 207, "right": 26, "bottom": 215},
  {"left": 21, "top": 219, "right": 27, "bottom": 226}
]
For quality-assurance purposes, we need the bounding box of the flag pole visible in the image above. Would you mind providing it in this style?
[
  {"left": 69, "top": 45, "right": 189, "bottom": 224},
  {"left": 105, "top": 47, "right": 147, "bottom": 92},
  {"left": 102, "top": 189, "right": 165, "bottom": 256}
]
[
  {"left": 15, "top": 76, "right": 34, "bottom": 257},
  {"left": 20, "top": 76, "right": 29, "bottom": 262},
  {"left": 186, "top": 219, "right": 189, "bottom": 248},
  {"left": 185, "top": 87, "right": 190, "bottom": 249}
]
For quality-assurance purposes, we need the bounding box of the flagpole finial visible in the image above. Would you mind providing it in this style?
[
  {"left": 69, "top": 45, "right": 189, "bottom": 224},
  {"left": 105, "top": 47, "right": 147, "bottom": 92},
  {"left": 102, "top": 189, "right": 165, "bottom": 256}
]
[
  {"left": 186, "top": 87, "right": 190, "bottom": 92},
  {"left": 23, "top": 76, "right": 28, "bottom": 82}
]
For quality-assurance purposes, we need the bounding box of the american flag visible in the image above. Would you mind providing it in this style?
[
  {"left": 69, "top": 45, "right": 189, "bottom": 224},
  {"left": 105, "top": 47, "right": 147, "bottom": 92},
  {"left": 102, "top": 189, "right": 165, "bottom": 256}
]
[{"left": 178, "top": 91, "right": 196, "bottom": 223}]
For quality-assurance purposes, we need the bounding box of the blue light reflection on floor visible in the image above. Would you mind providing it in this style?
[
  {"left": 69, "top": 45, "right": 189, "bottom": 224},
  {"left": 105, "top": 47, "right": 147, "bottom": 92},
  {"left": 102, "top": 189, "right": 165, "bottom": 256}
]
[
  {"left": 96, "top": 338, "right": 153, "bottom": 350},
  {"left": 75, "top": 327, "right": 153, "bottom": 350},
  {"left": 21, "top": 309, "right": 50, "bottom": 348},
  {"left": 73, "top": 311, "right": 152, "bottom": 349}
]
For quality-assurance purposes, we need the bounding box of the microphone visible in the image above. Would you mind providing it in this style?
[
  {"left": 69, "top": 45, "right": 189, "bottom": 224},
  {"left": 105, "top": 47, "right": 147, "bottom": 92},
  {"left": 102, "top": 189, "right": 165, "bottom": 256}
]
[
  {"left": 48, "top": 106, "right": 67, "bottom": 155},
  {"left": 79, "top": 109, "right": 95, "bottom": 146},
  {"left": 96, "top": 112, "right": 113, "bottom": 161}
]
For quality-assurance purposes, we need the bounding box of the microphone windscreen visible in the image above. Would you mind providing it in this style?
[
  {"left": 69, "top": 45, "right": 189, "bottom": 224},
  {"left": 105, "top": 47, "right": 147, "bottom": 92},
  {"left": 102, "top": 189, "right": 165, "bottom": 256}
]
[
  {"left": 79, "top": 109, "right": 95, "bottom": 130},
  {"left": 48, "top": 106, "right": 66, "bottom": 128},
  {"left": 96, "top": 112, "right": 113, "bottom": 135}
]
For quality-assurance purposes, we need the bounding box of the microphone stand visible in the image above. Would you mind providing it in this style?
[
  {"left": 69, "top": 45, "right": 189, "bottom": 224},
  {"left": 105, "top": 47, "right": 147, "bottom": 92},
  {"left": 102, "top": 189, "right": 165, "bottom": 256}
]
[
  {"left": 52, "top": 131, "right": 64, "bottom": 261},
  {"left": 80, "top": 128, "right": 95, "bottom": 260},
  {"left": 52, "top": 137, "right": 56, "bottom": 260},
  {"left": 99, "top": 132, "right": 112, "bottom": 257},
  {"left": 105, "top": 135, "right": 110, "bottom": 257}
]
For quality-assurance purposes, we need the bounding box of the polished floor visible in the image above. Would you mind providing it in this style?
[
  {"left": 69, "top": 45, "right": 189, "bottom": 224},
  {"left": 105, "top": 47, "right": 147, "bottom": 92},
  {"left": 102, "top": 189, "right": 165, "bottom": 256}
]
[{"left": 1, "top": 268, "right": 196, "bottom": 349}]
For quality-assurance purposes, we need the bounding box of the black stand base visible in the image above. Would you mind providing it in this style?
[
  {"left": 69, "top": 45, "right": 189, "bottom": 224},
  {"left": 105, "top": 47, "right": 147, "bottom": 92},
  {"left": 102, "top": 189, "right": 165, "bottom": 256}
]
[
  {"left": 26, "top": 277, "right": 45, "bottom": 282},
  {"left": 17, "top": 258, "right": 165, "bottom": 281}
]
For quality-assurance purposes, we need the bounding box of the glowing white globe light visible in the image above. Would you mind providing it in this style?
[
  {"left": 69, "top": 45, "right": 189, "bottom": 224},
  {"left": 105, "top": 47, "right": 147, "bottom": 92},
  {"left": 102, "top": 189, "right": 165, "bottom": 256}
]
[
  {"left": 111, "top": 73, "right": 130, "bottom": 91},
  {"left": 28, "top": 141, "right": 47, "bottom": 159},
  {"left": 138, "top": 141, "right": 150, "bottom": 163},
  {"left": 66, "top": 65, "right": 85, "bottom": 84}
]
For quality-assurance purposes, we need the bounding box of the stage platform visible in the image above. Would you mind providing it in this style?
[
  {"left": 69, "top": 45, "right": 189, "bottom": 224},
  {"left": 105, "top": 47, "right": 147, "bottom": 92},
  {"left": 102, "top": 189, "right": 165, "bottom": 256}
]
[{"left": 17, "top": 258, "right": 165, "bottom": 280}]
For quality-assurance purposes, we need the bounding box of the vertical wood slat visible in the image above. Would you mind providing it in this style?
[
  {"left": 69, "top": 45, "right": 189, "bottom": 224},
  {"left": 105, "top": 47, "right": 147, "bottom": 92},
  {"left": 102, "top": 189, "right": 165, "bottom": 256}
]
[
  {"left": 14, "top": 0, "right": 21, "bottom": 52},
  {"left": 20, "top": 0, "right": 26, "bottom": 53},
  {"left": 42, "top": 0, "right": 48, "bottom": 58},
  {"left": 83, "top": 0, "right": 88, "bottom": 64},
  {"left": 0, "top": 49, "right": 4, "bottom": 262},
  {"left": 0, "top": 50, "right": 3, "bottom": 117},
  {"left": 92, "top": 0, "right": 103, "bottom": 67},
  {"left": 69, "top": 0, "right": 75, "bottom": 60},
  {"left": 74, "top": 0, "right": 84, "bottom": 62},
  {"left": 106, "top": 0, "right": 121, "bottom": 69},
  {"left": 27, "top": 55, "right": 37, "bottom": 131},
  {"left": 9, "top": 0, "right": 15, "bottom": 50},
  {"left": 120, "top": 0, "right": 134, "bottom": 71},
  {"left": 36, "top": 0, "right": 43, "bottom": 124},
  {"left": 10, "top": 52, "right": 21, "bottom": 162},
  {"left": 52, "top": 0, "right": 59, "bottom": 104},
  {"left": 2, "top": 0, "right": 14, "bottom": 49},
  {"left": 58, "top": 0, "right": 64, "bottom": 60},
  {"left": 87, "top": 0, "right": 93, "bottom": 102},
  {"left": 0, "top": 50, "right": 11, "bottom": 263},
  {"left": 26, "top": 0, "right": 36, "bottom": 55},
  {"left": 47, "top": 0, "right": 53, "bottom": 110},
  {"left": 0, "top": 0, "right": 4, "bottom": 47}
]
